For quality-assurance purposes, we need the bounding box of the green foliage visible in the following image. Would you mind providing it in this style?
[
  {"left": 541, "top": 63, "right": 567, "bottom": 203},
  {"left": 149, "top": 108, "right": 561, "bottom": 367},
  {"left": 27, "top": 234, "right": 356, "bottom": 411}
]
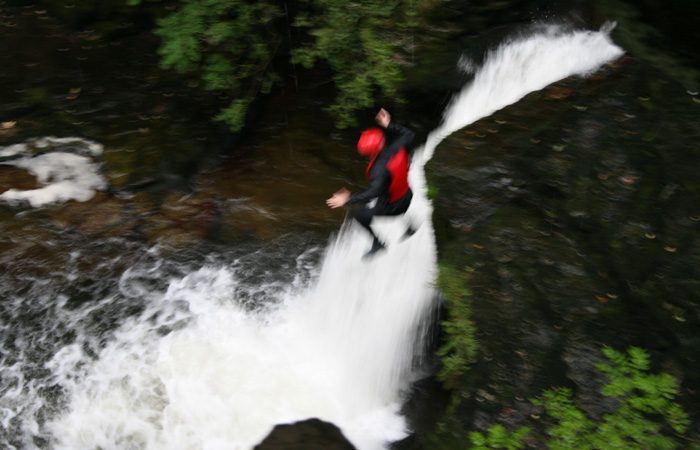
[
  {"left": 470, "top": 424, "right": 531, "bottom": 450},
  {"left": 534, "top": 347, "right": 689, "bottom": 450},
  {"left": 436, "top": 263, "right": 478, "bottom": 388},
  {"left": 471, "top": 347, "right": 690, "bottom": 450},
  {"left": 292, "top": 0, "right": 424, "bottom": 128},
  {"left": 532, "top": 388, "right": 597, "bottom": 450},
  {"left": 133, "top": 0, "right": 430, "bottom": 131},
  {"left": 153, "top": 0, "right": 284, "bottom": 132}
]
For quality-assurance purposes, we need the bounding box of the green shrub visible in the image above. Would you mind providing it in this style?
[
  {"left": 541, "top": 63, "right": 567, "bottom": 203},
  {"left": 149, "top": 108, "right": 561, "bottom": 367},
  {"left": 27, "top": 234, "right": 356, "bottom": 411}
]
[
  {"left": 469, "top": 347, "right": 691, "bottom": 449},
  {"left": 469, "top": 424, "right": 531, "bottom": 450},
  {"left": 292, "top": 0, "right": 424, "bottom": 128},
  {"left": 153, "top": 0, "right": 283, "bottom": 132},
  {"left": 131, "top": 0, "right": 429, "bottom": 131}
]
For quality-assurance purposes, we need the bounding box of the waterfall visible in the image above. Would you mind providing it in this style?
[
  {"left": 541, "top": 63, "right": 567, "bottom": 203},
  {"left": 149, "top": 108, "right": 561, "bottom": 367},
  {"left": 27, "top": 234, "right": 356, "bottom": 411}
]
[
  {"left": 2, "top": 24, "right": 622, "bottom": 450},
  {"left": 422, "top": 24, "right": 623, "bottom": 162}
]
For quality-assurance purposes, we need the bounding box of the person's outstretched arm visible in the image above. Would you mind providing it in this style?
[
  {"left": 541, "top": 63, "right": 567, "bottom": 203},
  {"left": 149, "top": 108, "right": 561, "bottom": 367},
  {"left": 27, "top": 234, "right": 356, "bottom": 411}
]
[{"left": 377, "top": 108, "right": 415, "bottom": 155}]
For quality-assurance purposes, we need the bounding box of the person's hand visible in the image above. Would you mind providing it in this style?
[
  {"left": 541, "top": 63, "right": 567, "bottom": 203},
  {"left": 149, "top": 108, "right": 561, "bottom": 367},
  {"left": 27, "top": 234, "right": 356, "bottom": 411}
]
[
  {"left": 375, "top": 108, "right": 391, "bottom": 128},
  {"left": 326, "top": 188, "right": 351, "bottom": 209}
]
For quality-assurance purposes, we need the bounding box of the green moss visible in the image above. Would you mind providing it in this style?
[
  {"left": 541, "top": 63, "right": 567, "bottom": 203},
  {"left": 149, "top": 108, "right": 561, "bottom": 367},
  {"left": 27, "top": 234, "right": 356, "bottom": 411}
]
[
  {"left": 427, "top": 180, "right": 440, "bottom": 201},
  {"left": 436, "top": 262, "right": 478, "bottom": 389}
]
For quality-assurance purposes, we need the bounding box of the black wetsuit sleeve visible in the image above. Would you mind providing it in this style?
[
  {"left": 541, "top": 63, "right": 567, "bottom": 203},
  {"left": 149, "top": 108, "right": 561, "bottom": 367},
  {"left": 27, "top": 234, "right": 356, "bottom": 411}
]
[
  {"left": 384, "top": 122, "right": 415, "bottom": 155},
  {"left": 347, "top": 167, "right": 389, "bottom": 205}
]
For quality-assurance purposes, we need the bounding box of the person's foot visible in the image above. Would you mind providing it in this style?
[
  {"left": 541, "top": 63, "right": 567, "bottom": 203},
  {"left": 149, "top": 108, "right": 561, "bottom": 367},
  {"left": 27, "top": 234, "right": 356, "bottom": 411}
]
[
  {"left": 400, "top": 226, "right": 416, "bottom": 242},
  {"left": 362, "top": 238, "right": 386, "bottom": 260}
]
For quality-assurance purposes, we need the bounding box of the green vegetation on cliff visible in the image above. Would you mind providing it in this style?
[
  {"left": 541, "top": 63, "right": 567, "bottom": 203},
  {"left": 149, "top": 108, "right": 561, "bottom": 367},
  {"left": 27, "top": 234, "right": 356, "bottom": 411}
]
[
  {"left": 436, "top": 263, "right": 478, "bottom": 389},
  {"left": 469, "top": 347, "right": 691, "bottom": 450}
]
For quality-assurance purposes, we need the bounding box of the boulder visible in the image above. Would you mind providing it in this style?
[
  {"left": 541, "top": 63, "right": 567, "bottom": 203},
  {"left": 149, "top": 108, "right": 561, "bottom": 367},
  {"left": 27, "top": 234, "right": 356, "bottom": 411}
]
[{"left": 255, "top": 418, "right": 355, "bottom": 450}]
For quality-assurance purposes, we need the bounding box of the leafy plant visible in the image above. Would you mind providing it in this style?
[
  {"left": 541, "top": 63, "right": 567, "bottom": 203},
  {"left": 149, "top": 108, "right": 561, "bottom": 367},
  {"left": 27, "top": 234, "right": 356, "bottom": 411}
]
[
  {"left": 152, "top": 0, "right": 283, "bottom": 132},
  {"left": 292, "top": 0, "right": 424, "bottom": 128},
  {"left": 132, "top": 0, "right": 429, "bottom": 131},
  {"left": 468, "top": 347, "right": 691, "bottom": 449},
  {"left": 535, "top": 346, "right": 689, "bottom": 450},
  {"left": 469, "top": 424, "right": 531, "bottom": 450}
]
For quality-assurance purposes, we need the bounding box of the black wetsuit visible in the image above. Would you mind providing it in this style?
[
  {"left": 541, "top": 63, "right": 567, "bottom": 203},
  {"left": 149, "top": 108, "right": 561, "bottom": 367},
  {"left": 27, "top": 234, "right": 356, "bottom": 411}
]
[{"left": 347, "top": 122, "right": 415, "bottom": 242}]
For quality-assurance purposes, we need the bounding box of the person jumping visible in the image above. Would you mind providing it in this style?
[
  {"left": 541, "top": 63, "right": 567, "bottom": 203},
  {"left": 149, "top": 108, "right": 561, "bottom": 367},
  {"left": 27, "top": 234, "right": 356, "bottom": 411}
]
[{"left": 326, "top": 108, "right": 416, "bottom": 259}]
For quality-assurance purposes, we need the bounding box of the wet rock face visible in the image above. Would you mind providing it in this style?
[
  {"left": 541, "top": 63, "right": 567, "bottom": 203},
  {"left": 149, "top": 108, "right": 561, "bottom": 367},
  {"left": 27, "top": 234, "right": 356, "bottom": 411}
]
[
  {"left": 427, "top": 58, "right": 700, "bottom": 437},
  {"left": 255, "top": 419, "right": 356, "bottom": 450},
  {"left": 0, "top": 165, "right": 38, "bottom": 192}
]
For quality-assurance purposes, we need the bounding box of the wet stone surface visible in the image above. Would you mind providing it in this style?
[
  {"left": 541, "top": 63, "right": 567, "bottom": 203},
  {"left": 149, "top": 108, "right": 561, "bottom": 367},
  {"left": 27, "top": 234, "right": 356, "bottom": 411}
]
[
  {"left": 0, "top": 165, "right": 37, "bottom": 191},
  {"left": 254, "top": 418, "right": 356, "bottom": 450}
]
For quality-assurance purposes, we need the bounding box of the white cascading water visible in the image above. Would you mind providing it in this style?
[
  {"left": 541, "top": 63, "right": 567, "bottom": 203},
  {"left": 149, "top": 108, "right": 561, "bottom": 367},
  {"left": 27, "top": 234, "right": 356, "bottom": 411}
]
[{"left": 7, "top": 25, "right": 622, "bottom": 450}]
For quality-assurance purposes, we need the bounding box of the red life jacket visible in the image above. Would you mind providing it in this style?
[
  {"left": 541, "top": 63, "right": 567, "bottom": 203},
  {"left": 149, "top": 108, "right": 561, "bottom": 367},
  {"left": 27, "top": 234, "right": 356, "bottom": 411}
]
[{"left": 366, "top": 147, "right": 410, "bottom": 203}]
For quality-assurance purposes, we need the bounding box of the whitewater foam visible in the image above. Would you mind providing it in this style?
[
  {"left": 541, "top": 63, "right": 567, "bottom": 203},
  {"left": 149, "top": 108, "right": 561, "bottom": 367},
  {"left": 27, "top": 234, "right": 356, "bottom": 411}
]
[{"left": 0, "top": 137, "right": 106, "bottom": 207}]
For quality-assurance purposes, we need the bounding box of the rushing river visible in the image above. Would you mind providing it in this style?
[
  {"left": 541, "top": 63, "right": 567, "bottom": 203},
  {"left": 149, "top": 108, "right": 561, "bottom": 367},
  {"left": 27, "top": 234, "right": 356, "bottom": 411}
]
[{"left": 0, "top": 4, "right": 629, "bottom": 447}]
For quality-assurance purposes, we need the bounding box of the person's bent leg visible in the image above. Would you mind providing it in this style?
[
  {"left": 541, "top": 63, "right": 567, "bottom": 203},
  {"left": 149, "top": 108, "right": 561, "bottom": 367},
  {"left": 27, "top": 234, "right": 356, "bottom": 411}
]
[
  {"left": 376, "top": 191, "right": 417, "bottom": 241},
  {"left": 350, "top": 206, "right": 378, "bottom": 239},
  {"left": 350, "top": 206, "right": 385, "bottom": 259}
]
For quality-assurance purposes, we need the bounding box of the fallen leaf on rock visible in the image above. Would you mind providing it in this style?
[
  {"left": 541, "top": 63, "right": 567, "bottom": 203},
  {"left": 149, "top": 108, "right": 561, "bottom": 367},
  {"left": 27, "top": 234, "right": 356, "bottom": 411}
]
[
  {"left": 499, "top": 408, "right": 515, "bottom": 417},
  {"left": 546, "top": 86, "right": 573, "bottom": 99},
  {"left": 1, "top": 121, "right": 16, "bottom": 129},
  {"left": 551, "top": 144, "right": 566, "bottom": 152},
  {"left": 66, "top": 87, "right": 81, "bottom": 100}
]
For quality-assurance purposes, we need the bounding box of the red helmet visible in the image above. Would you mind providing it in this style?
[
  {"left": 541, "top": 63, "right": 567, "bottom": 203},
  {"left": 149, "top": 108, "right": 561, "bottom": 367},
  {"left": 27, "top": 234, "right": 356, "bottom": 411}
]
[{"left": 357, "top": 128, "right": 385, "bottom": 156}]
